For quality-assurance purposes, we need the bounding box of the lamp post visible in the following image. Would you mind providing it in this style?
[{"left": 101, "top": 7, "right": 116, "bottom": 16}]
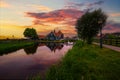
[{"left": 98, "top": 20, "right": 103, "bottom": 48}]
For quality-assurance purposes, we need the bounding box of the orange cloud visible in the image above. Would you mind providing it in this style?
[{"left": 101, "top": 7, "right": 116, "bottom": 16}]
[
  {"left": 109, "top": 13, "right": 120, "bottom": 17},
  {"left": 0, "top": 1, "right": 11, "bottom": 8}
]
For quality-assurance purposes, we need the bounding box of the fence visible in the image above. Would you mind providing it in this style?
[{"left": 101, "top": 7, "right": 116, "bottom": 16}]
[{"left": 94, "top": 38, "right": 120, "bottom": 47}]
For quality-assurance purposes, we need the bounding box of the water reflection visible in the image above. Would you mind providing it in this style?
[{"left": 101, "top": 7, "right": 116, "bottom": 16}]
[
  {"left": 24, "top": 42, "right": 64, "bottom": 54},
  {"left": 0, "top": 42, "right": 65, "bottom": 56},
  {"left": 24, "top": 43, "right": 38, "bottom": 55},
  {"left": 45, "top": 43, "right": 64, "bottom": 52},
  {"left": 0, "top": 42, "right": 72, "bottom": 80}
]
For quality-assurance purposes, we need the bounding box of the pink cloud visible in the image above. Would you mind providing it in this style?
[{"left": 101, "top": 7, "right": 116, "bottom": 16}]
[
  {"left": 103, "top": 21, "right": 120, "bottom": 33},
  {"left": 25, "top": 9, "right": 83, "bottom": 25}
]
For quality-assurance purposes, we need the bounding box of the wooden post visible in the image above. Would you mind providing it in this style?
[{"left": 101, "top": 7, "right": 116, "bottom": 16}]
[{"left": 100, "top": 28, "right": 102, "bottom": 48}]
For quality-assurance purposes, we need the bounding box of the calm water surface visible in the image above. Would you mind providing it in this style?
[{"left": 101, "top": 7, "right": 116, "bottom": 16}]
[{"left": 0, "top": 42, "right": 72, "bottom": 80}]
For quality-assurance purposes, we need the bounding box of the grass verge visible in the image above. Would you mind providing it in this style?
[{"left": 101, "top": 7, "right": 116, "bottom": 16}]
[
  {"left": 46, "top": 40, "right": 120, "bottom": 80},
  {"left": 0, "top": 40, "right": 35, "bottom": 55}
]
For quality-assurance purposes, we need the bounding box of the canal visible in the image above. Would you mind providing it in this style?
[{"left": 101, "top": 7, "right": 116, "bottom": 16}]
[{"left": 0, "top": 42, "right": 73, "bottom": 80}]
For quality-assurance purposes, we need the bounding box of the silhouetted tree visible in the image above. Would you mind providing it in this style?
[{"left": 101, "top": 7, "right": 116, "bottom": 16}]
[
  {"left": 76, "top": 9, "right": 107, "bottom": 44},
  {"left": 24, "top": 43, "right": 38, "bottom": 55},
  {"left": 23, "top": 28, "right": 38, "bottom": 40}
]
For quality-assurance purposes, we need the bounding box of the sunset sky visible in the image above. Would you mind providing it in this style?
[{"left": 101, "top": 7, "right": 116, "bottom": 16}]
[{"left": 0, "top": 0, "right": 120, "bottom": 38}]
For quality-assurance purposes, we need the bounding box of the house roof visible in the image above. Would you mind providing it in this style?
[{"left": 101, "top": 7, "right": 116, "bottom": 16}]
[{"left": 54, "top": 30, "right": 63, "bottom": 37}]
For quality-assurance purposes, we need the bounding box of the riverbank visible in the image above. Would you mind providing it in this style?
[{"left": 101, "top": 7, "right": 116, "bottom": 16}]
[
  {"left": 0, "top": 39, "right": 75, "bottom": 55},
  {"left": 46, "top": 41, "right": 120, "bottom": 80},
  {"left": 0, "top": 40, "right": 35, "bottom": 55}
]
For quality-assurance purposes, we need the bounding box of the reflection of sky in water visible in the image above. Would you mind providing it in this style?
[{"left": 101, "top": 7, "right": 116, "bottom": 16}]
[{"left": 0, "top": 43, "right": 72, "bottom": 80}]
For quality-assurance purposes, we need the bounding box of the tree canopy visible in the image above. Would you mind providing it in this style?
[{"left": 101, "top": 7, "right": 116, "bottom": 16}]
[
  {"left": 23, "top": 28, "right": 38, "bottom": 39},
  {"left": 76, "top": 9, "right": 107, "bottom": 44}
]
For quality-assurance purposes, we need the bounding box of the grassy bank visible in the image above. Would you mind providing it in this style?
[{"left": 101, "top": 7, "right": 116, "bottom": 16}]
[
  {"left": 0, "top": 40, "right": 35, "bottom": 55},
  {"left": 46, "top": 41, "right": 120, "bottom": 80}
]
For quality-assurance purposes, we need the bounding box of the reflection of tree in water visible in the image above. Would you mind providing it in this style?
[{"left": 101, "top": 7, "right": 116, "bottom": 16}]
[
  {"left": 45, "top": 43, "right": 64, "bottom": 52},
  {"left": 24, "top": 43, "right": 38, "bottom": 55}
]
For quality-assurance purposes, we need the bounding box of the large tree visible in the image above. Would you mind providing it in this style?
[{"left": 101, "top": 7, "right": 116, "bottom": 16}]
[
  {"left": 76, "top": 9, "right": 107, "bottom": 44},
  {"left": 23, "top": 28, "right": 38, "bottom": 39}
]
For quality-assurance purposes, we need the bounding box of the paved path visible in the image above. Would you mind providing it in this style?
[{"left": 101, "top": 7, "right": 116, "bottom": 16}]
[{"left": 93, "top": 43, "right": 120, "bottom": 52}]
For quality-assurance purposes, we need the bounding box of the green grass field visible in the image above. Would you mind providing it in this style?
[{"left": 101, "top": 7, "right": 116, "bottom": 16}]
[
  {"left": 46, "top": 41, "right": 120, "bottom": 80},
  {"left": 0, "top": 40, "right": 35, "bottom": 55}
]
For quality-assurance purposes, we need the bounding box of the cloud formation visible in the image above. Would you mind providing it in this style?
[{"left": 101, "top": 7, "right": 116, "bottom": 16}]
[
  {"left": 87, "top": 1, "right": 104, "bottom": 7},
  {"left": 25, "top": 9, "right": 83, "bottom": 25},
  {"left": 65, "top": 0, "right": 104, "bottom": 10},
  {"left": 103, "top": 21, "right": 120, "bottom": 33}
]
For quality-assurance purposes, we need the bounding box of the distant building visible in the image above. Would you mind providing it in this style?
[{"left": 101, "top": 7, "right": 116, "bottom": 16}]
[{"left": 46, "top": 30, "right": 64, "bottom": 40}]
